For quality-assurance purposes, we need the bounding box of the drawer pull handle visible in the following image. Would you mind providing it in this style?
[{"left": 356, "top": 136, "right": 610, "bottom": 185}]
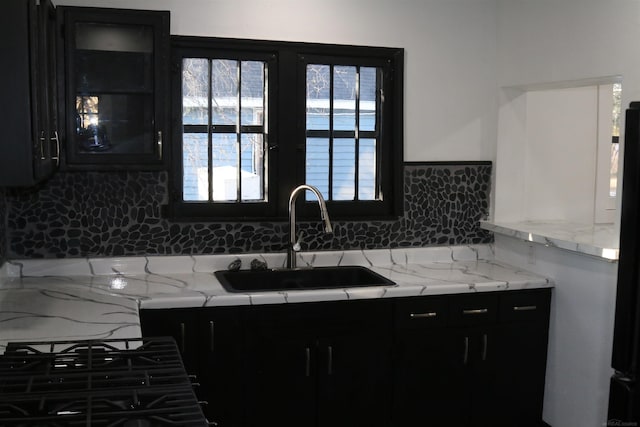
[
  {"left": 410, "top": 312, "right": 437, "bottom": 319},
  {"left": 327, "top": 346, "right": 333, "bottom": 376},
  {"left": 463, "top": 308, "right": 488, "bottom": 315},
  {"left": 305, "top": 347, "right": 311, "bottom": 377},
  {"left": 513, "top": 305, "right": 537, "bottom": 312}
]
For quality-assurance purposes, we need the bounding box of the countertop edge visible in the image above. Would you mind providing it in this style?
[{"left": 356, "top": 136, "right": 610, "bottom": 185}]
[{"left": 481, "top": 220, "right": 619, "bottom": 262}]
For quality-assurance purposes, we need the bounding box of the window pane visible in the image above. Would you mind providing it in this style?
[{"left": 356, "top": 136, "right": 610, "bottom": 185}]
[
  {"left": 333, "top": 66, "right": 356, "bottom": 131},
  {"left": 183, "top": 133, "right": 208, "bottom": 201},
  {"left": 211, "top": 59, "right": 238, "bottom": 125},
  {"left": 360, "top": 67, "right": 377, "bottom": 132},
  {"left": 307, "top": 65, "right": 330, "bottom": 130},
  {"left": 241, "top": 134, "right": 265, "bottom": 200},
  {"left": 182, "top": 58, "right": 209, "bottom": 125},
  {"left": 333, "top": 139, "right": 355, "bottom": 200},
  {"left": 306, "top": 138, "right": 329, "bottom": 200},
  {"left": 359, "top": 138, "right": 377, "bottom": 200},
  {"left": 241, "top": 61, "right": 265, "bottom": 126},
  {"left": 211, "top": 134, "right": 238, "bottom": 201}
]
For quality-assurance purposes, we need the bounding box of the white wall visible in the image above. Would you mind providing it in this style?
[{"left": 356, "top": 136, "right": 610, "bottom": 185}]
[
  {"left": 496, "top": 0, "right": 640, "bottom": 212},
  {"left": 496, "top": 0, "right": 637, "bottom": 97},
  {"left": 494, "top": 86, "right": 606, "bottom": 224},
  {"left": 494, "top": 235, "right": 618, "bottom": 427},
  {"left": 55, "top": 0, "right": 499, "bottom": 162}
]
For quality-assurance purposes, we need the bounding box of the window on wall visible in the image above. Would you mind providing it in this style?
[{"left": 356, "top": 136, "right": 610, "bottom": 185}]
[
  {"left": 305, "top": 63, "right": 380, "bottom": 202},
  {"left": 181, "top": 58, "right": 268, "bottom": 203},
  {"left": 169, "top": 37, "right": 403, "bottom": 220}
]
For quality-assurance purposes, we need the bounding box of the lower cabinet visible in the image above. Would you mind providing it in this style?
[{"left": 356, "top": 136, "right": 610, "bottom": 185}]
[
  {"left": 392, "top": 289, "right": 551, "bottom": 427},
  {"left": 140, "top": 288, "right": 551, "bottom": 427},
  {"left": 139, "top": 307, "right": 243, "bottom": 426},
  {"left": 242, "top": 300, "right": 393, "bottom": 427}
]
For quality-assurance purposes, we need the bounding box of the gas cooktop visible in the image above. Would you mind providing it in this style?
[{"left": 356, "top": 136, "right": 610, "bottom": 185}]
[{"left": 0, "top": 337, "right": 208, "bottom": 426}]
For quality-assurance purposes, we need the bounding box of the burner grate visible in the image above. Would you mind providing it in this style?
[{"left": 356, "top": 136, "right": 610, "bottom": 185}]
[{"left": 0, "top": 337, "right": 207, "bottom": 426}]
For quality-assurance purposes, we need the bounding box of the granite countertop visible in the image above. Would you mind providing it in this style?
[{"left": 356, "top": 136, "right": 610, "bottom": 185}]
[
  {"left": 0, "top": 244, "right": 553, "bottom": 352},
  {"left": 481, "top": 220, "right": 619, "bottom": 261}
]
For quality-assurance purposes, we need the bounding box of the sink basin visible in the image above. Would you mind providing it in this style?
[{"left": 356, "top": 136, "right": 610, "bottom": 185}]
[{"left": 215, "top": 266, "right": 395, "bottom": 293}]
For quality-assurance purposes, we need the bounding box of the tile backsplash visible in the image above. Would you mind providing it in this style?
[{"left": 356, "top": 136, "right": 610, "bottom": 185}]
[{"left": 3, "top": 163, "right": 492, "bottom": 259}]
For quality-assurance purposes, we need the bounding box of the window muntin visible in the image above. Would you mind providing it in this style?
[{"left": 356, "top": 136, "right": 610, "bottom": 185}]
[
  {"left": 170, "top": 37, "right": 403, "bottom": 220},
  {"left": 305, "top": 64, "right": 380, "bottom": 202},
  {"left": 181, "top": 58, "right": 267, "bottom": 203}
]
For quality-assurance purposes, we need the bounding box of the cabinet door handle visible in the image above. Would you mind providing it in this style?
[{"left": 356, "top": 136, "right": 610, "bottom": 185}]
[
  {"left": 463, "top": 308, "right": 488, "bottom": 315},
  {"left": 51, "top": 131, "right": 60, "bottom": 166},
  {"left": 327, "top": 346, "right": 333, "bottom": 376},
  {"left": 463, "top": 336, "right": 469, "bottom": 365},
  {"left": 39, "top": 131, "right": 46, "bottom": 160},
  {"left": 209, "top": 321, "right": 215, "bottom": 353},
  {"left": 410, "top": 312, "right": 437, "bottom": 319},
  {"left": 179, "top": 322, "right": 186, "bottom": 355},
  {"left": 305, "top": 347, "right": 311, "bottom": 377},
  {"left": 157, "top": 131, "right": 163, "bottom": 160},
  {"left": 482, "top": 334, "right": 488, "bottom": 361},
  {"left": 513, "top": 305, "right": 537, "bottom": 312}
]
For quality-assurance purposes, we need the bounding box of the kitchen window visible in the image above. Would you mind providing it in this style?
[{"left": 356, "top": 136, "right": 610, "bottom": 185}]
[{"left": 169, "top": 37, "right": 403, "bottom": 220}]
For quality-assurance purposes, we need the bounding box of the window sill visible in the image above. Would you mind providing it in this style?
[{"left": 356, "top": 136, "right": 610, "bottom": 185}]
[{"left": 480, "top": 220, "right": 619, "bottom": 261}]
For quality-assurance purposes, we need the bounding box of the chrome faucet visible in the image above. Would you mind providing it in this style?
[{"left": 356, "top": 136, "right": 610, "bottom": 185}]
[{"left": 287, "top": 185, "right": 333, "bottom": 269}]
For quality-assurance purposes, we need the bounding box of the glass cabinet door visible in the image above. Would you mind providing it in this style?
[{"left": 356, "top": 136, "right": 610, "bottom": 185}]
[{"left": 60, "top": 8, "right": 169, "bottom": 169}]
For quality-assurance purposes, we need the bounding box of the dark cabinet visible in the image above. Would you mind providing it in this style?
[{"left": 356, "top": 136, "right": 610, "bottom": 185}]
[
  {"left": 243, "top": 300, "right": 393, "bottom": 427},
  {"left": 392, "top": 289, "right": 551, "bottom": 427},
  {"left": 57, "top": 7, "right": 169, "bottom": 169},
  {"left": 0, "top": 0, "right": 59, "bottom": 187},
  {"left": 199, "top": 307, "right": 244, "bottom": 426},
  {"left": 139, "top": 307, "right": 200, "bottom": 372},
  {"left": 139, "top": 307, "right": 243, "bottom": 427},
  {"left": 141, "top": 289, "right": 551, "bottom": 427},
  {"left": 492, "top": 291, "right": 552, "bottom": 427}
]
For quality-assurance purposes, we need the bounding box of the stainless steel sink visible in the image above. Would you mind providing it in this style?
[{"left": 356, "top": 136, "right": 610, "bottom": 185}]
[{"left": 214, "top": 266, "right": 395, "bottom": 293}]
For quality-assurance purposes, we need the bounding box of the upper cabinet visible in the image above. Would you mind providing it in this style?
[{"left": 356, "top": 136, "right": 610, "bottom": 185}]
[
  {"left": 0, "top": 0, "right": 59, "bottom": 187},
  {"left": 57, "top": 7, "right": 170, "bottom": 170}
]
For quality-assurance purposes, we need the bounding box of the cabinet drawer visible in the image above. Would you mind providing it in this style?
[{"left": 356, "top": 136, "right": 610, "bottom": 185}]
[
  {"left": 448, "top": 293, "right": 498, "bottom": 327},
  {"left": 394, "top": 297, "right": 447, "bottom": 329},
  {"left": 499, "top": 290, "right": 551, "bottom": 323}
]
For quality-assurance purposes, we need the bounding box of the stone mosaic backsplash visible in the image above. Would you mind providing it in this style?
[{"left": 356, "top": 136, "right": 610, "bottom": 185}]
[{"left": 4, "top": 163, "right": 492, "bottom": 259}]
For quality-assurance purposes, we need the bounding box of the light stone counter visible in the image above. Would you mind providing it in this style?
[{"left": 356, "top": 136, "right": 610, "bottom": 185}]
[
  {"left": 481, "top": 220, "right": 619, "bottom": 261},
  {"left": 0, "top": 244, "right": 553, "bottom": 352}
]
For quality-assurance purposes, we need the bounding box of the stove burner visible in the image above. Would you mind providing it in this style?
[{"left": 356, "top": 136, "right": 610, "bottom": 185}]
[{"left": 0, "top": 337, "right": 207, "bottom": 426}]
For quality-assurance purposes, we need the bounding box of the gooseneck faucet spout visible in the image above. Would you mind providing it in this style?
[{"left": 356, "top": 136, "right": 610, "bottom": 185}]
[{"left": 287, "top": 185, "right": 333, "bottom": 269}]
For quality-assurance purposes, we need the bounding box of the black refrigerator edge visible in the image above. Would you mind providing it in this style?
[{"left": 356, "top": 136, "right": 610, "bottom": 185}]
[{"left": 609, "top": 101, "right": 640, "bottom": 424}]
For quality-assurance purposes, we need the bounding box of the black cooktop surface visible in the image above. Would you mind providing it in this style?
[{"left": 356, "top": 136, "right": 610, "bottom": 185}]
[{"left": 0, "top": 337, "right": 207, "bottom": 426}]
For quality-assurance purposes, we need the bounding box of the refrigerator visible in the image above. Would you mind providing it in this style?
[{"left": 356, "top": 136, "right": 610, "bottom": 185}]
[{"left": 609, "top": 101, "right": 640, "bottom": 421}]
